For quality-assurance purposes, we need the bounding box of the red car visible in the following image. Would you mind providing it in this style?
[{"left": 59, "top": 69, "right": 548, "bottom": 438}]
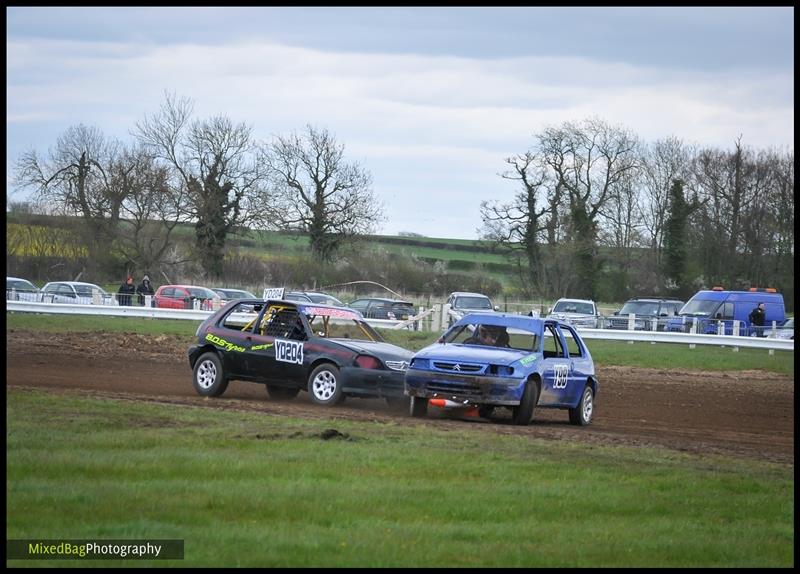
[{"left": 154, "top": 284, "right": 220, "bottom": 310}]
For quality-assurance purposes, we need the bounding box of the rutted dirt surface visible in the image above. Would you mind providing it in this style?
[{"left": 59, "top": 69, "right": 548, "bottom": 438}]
[{"left": 6, "top": 330, "right": 794, "bottom": 464}]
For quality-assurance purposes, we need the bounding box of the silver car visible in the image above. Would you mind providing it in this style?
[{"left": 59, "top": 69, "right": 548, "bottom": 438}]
[
  {"left": 546, "top": 298, "right": 600, "bottom": 329},
  {"left": 40, "top": 281, "right": 118, "bottom": 305}
]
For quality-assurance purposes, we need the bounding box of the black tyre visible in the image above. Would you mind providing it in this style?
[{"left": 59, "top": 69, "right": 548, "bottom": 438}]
[
  {"left": 266, "top": 385, "right": 300, "bottom": 400},
  {"left": 192, "top": 351, "right": 229, "bottom": 397},
  {"left": 409, "top": 396, "right": 428, "bottom": 418},
  {"left": 569, "top": 385, "right": 594, "bottom": 426},
  {"left": 512, "top": 379, "right": 539, "bottom": 426},
  {"left": 307, "top": 363, "right": 344, "bottom": 406}
]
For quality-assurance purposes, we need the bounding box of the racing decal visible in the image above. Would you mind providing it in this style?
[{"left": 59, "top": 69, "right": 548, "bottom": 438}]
[
  {"left": 520, "top": 354, "right": 538, "bottom": 366},
  {"left": 251, "top": 343, "right": 274, "bottom": 351},
  {"left": 552, "top": 364, "right": 569, "bottom": 389},
  {"left": 205, "top": 333, "right": 246, "bottom": 353},
  {"left": 275, "top": 339, "right": 304, "bottom": 365},
  {"left": 305, "top": 306, "right": 360, "bottom": 320}
]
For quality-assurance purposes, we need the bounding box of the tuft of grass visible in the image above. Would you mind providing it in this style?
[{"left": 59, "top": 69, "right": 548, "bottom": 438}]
[{"left": 6, "top": 388, "right": 793, "bottom": 567}]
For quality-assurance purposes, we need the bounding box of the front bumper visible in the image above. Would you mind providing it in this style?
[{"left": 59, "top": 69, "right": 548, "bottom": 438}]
[
  {"left": 340, "top": 366, "right": 406, "bottom": 399},
  {"left": 404, "top": 367, "right": 526, "bottom": 406}
]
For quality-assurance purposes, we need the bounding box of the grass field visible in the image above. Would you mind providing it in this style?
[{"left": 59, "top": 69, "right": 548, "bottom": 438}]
[
  {"left": 7, "top": 313, "right": 794, "bottom": 375},
  {"left": 6, "top": 389, "right": 793, "bottom": 567}
]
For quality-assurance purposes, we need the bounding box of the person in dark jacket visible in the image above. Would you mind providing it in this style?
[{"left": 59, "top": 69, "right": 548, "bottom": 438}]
[
  {"left": 117, "top": 276, "right": 136, "bottom": 306},
  {"left": 749, "top": 302, "right": 766, "bottom": 337},
  {"left": 136, "top": 274, "right": 155, "bottom": 306}
]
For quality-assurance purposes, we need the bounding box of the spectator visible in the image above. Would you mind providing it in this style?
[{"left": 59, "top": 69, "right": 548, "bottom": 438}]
[
  {"left": 117, "top": 276, "right": 136, "bottom": 306},
  {"left": 748, "top": 302, "right": 766, "bottom": 337},
  {"left": 136, "top": 274, "right": 155, "bottom": 307}
]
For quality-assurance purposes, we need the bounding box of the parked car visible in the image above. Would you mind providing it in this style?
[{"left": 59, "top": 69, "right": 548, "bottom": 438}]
[
  {"left": 605, "top": 297, "right": 683, "bottom": 331},
  {"left": 446, "top": 291, "right": 498, "bottom": 326},
  {"left": 188, "top": 299, "right": 414, "bottom": 407},
  {"left": 298, "top": 291, "right": 347, "bottom": 307},
  {"left": 349, "top": 297, "right": 417, "bottom": 321},
  {"left": 665, "top": 288, "right": 785, "bottom": 337},
  {"left": 284, "top": 291, "right": 314, "bottom": 303},
  {"left": 546, "top": 298, "right": 600, "bottom": 329},
  {"left": 212, "top": 287, "right": 257, "bottom": 302},
  {"left": 405, "top": 313, "right": 598, "bottom": 426},
  {"left": 6, "top": 276, "right": 40, "bottom": 302},
  {"left": 765, "top": 317, "right": 794, "bottom": 340},
  {"left": 154, "top": 284, "right": 220, "bottom": 310},
  {"left": 40, "top": 281, "right": 117, "bottom": 305}
]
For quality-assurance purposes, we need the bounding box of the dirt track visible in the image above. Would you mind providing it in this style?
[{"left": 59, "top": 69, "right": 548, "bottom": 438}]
[{"left": 5, "top": 329, "right": 794, "bottom": 464}]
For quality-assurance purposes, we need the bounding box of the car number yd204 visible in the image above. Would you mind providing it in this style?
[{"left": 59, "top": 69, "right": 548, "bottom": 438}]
[{"left": 275, "top": 339, "right": 304, "bottom": 365}]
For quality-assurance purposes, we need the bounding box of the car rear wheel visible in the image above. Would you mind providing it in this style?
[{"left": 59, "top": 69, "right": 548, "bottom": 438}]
[
  {"left": 512, "top": 379, "right": 539, "bottom": 426},
  {"left": 409, "top": 396, "right": 428, "bottom": 418},
  {"left": 569, "top": 385, "right": 594, "bottom": 426},
  {"left": 266, "top": 385, "right": 300, "bottom": 400},
  {"left": 308, "top": 363, "right": 344, "bottom": 406},
  {"left": 192, "top": 352, "right": 229, "bottom": 397}
]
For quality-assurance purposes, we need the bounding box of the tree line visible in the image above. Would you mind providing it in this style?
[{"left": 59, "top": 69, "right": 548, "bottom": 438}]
[
  {"left": 12, "top": 92, "right": 382, "bottom": 279},
  {"left": 480, "top": 117, "right": 794, "bottom": 308},
  {"left": 10, "top": 98, "right": 794, "bottom": 309}
]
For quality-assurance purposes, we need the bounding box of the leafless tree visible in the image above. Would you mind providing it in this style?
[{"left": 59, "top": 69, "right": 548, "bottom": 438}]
[
  {"left": 264, "top": 124, "right": 384, "bottom": 261},
  {"left": 134, "top": 92, "right": 268, "bottom": 278}
]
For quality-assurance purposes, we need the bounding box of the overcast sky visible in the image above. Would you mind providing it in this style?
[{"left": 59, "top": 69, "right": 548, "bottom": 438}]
[{"left": 6, "top": 6, "right": 794, "bottom": 240}]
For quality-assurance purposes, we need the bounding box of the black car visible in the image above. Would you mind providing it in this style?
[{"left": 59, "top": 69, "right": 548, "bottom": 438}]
[
  {"left": 188, "top": 299, "right": 413, "bottom": 407},
  {"left": 605, "top": 297, "right": 684, "bottom": 331},
  {"left": 349, "top": 297, "right": 417, "bottom": 321}
]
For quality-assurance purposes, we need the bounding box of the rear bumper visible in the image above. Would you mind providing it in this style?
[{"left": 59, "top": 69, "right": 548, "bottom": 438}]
[{"left": 404, "top": 368, "right": 526, "bottom": 406}]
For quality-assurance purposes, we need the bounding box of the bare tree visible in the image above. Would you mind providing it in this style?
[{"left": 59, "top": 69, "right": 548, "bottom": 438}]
[
  {"left": 538, "top": 117, "right": 639, "bottom": 299},
  {"left": 13, "top": 124, "right": 123, "bottom": 268},
  {"left": 134, "top": 93, "right": 268, "bottom": 278},
  {"left": 480, "top": 152, "right": 550, "bottom": 297},
  {"left": 264, "top": 124, "right": 384, "bottom": 261}
]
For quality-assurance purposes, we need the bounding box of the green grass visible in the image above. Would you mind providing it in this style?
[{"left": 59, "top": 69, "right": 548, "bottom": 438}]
[
  {"left": 6, "top": 312, "right": 793, "bottom": 375},
  {"left": 6, "top": 388, "right": 793, "bottom": 567}
]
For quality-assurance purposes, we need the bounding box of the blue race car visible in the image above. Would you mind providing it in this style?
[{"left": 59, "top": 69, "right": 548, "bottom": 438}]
[{"left": 404, "top": 313, "right": 598, "bottom": 426}]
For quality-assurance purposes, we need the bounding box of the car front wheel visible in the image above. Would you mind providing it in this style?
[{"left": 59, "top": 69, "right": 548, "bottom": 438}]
[
  {"left": 512, "top": 379, "right": 539, "bottom": 426},
  {"left": 409, "top": 396, "right": 428, "bottom": 418},
  {"left": 569, "top": 385, "right": 594, "bottom": 426},
  {"left": 308, "top": 364, "right": 344, "bottom": 406},
  {"left": 192, "top": 352, "right": 229, "bottom": 397}
]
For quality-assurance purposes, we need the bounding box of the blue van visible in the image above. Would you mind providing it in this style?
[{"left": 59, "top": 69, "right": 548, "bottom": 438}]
[{"left": 665, "top": 288, "right": 785, "bottom": 336}]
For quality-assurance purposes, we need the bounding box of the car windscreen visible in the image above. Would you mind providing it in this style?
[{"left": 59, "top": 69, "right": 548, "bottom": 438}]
[
  {"left": 454, "top": 296, "right": 492, "bottom": 310},
  {"left": 74, "top": 285, "right": 105, "bottom": 297},
  {"left": 678, "top": 299, "right": 720, "bottom": 316},
  {"left": 444, "top": 321, "right": 538, "bottom": 351},
  {"left": 553, "top": 301, "right": 594, "bottom": 314},
  {"left": 8, "top": 280, "right": 37, "bottom": 291},
  {"left": 619, "top": 301, "right": 660, "bottom": 315},
  {"left": 187, "top": 287, "right": 216, "bottom": 299},
  {"left": 307, "top": 315, "right": 383, "bottom": 342}
]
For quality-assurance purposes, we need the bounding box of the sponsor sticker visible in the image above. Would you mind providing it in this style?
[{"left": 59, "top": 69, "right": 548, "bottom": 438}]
[
  {"left": 275, "top": 339, "right": 304, "bottom": 365},
  {"left": 520, "top": 354, "right": 538, "bottom": 366}
]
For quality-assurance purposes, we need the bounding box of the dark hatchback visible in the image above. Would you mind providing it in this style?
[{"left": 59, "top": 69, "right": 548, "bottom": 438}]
[
  {"left": 188, "top": 299, "right": 413, "bottom": 407},
  {"left": 349, "top": 297, "right": 417, "bottom": 321}
]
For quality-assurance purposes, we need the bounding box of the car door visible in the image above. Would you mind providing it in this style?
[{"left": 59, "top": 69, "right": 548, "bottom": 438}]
[
  {"left": 540, "top": 322, "right": 572, "bottom": 406},
  {"left": 55, "top": 283, "right": 77, "bottom": 304},
  {"left": 246, "top": 304, "right": 308, "bottom": 385},
  {"left": 559, "top": 323, "right": 588, "bottom": 405}
]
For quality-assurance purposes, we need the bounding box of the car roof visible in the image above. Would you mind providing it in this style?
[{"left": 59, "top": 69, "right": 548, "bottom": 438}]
[
  {"left": 224, "top": 298, "right": 365, "bottom": 319},
  {"left": 43, "top": 281, "right": 102, "bottom": 287},
  {"left": 554, "top": 298, "right": 595, "bottom": 304},
  {"left": 625, "top": 297, "right": 683, "bottom": 302},
  {"left": 451, "top": 292, "right": 491, "bottom": 297},
  {"left": 458, "top": 312, "right": 545, "bottom": 331},
  {"left": 353, "top": 297, "right": 413, "bottom": 304}
]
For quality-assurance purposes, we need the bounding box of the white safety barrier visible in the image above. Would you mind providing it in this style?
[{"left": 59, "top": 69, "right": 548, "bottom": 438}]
[{"left": 6, "top": 300, "right": 792, "bottom": 352}]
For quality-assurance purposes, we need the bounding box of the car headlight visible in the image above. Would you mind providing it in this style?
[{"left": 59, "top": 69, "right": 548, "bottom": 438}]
[
  {"left": 409, "top": 358, "right": 429, "bottom": 370},
  {"left": 385, "top": 360, "right": 409, "bottom": 371}
]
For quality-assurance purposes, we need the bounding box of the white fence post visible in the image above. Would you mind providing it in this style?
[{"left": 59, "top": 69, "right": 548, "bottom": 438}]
[
  {"left": 627, "top": 313, "right": 636, "bottom": 330},
  {"left": 432, "top": 304, "right": 441, "bottom": 332},
  {"left": 144, "top": 295, "right": 152, "bottom": 308}
]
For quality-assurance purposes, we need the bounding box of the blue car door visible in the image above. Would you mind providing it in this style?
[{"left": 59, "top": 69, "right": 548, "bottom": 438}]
[
  {"left": 558, "top": 323, "right": 589, "bottom": 405},
  {"left": 540, "top": 322, "right": 573, "bottom": 406}
]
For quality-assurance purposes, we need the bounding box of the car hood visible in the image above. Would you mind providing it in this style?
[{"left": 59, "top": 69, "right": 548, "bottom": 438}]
[
  {"left": 329, "top": 339, "right": 413, "bottom": 360},
  {"left": 414, "top": 343, "right": 531, "bottom": 366},
  {"left": 548, "top": 312, "right": 594, "bottom": 320}
]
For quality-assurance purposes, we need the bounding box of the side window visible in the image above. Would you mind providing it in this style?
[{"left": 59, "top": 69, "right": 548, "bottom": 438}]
[
  {"left": 719, "top": 302, "right": 734, "bottom": 320},
  {"left": 259, "top": 306, "right": 306, "bottom": 340},
  {"left": 58, "top": 284, "right": 75, "bottom": 297},
  {"left": 221, "top": 302, "right": 262, "bottom": 332},
  {"left": 543, "top": 324, "right": 565, "bottom": 358},
  {"left": 162, "top": 287, "right": 174, "bottom": 298},
  {"left": 561, "top": 326, "right": 583, "bottom": 358}
]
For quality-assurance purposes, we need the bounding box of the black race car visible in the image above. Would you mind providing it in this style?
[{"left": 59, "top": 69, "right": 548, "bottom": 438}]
[{"left": 188, "top": 299, "right": 413, "bottom": 407}]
